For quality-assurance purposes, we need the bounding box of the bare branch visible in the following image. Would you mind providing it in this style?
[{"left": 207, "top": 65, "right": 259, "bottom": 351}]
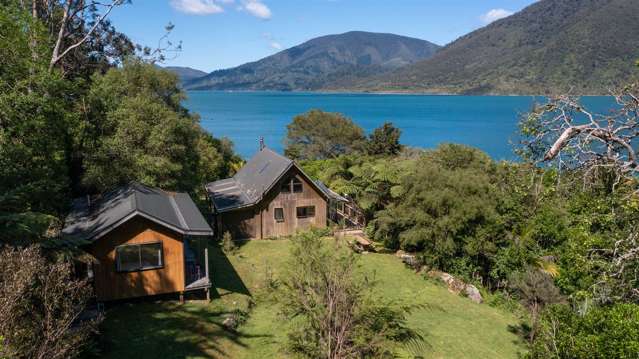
[{"left": 49, "top": 0, "right": 124, "bottom": 71}]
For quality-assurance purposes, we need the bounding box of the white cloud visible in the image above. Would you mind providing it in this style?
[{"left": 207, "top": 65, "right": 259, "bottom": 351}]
[
  {"left": 170, "top": 0, "right": 224, "bottom": 15},
  {"left": 262, "top": 33, "right": 282, "bottom": 50},
  {"left": 242, "top": 0, "right": 272, "bottom": 19},
  {"left": 479, "top": 8, "right": 513, "bottom": 24},
  {"left": 269, "top": 41, "right": 282, "bottom": 50}
]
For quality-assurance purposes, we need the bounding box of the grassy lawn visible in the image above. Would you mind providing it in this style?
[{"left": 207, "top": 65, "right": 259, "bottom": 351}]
[{"left": 99, "top": 239, "right": 525, "bottom": 358}]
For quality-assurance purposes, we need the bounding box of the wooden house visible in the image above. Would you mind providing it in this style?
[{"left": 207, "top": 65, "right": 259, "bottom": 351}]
[
  {"left": 205, "top": 147, "right": 329, "bottom": 239},
  {"left": 62, "top": 182, "right": 214, "bottom": 301}
]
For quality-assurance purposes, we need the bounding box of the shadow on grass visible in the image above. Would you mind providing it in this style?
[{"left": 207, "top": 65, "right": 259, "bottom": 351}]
[
  {"left": 209, "top": 242, "right": 251, "bottom": 298},
  {"left": 97, "top": 301, "right": 271, "bottom": 359}
]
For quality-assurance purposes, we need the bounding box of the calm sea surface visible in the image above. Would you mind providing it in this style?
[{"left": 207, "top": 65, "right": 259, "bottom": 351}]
[{"left": 184, "top": 92, "right": 615, "bottom": 160}]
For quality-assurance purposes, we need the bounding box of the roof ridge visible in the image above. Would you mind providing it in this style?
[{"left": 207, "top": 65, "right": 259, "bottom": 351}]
[{"left": 168, "top": 195, "right": 188, "bottom": 229}]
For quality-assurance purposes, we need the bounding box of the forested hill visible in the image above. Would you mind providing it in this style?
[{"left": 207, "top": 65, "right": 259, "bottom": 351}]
[
  {"left": 184, "top": 31, "right": 441, "bottom": 91},
  {"left": 163, "top": 66, "right": 207, "bottom": 84},
  {"left": 339, "top": 0, "right": 639, "bottom": 95}
]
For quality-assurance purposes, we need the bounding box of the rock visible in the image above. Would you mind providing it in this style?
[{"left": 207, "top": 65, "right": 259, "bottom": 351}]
[
  {"left": 395, "top": 250, "right": 406, "bottom": 257},
  {"left": 222, "top": 317, "right": 238, "bottom": 331},
  {"left": 465, "top": 284, "right": 483, "bottom": 304},
  {"left": 447, "top": 277, "right": 466, "bottom": 295}
]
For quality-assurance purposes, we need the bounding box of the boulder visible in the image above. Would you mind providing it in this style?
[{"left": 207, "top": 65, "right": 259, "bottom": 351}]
[
  {"left": 447, "top": 277, "right": 466, "bottom": 295},
  {"left": 465, "top": 284, "right": 483, "bottom": 304},
  {"left": 222, "top": 317, "right": 238, "bottom": 331}
]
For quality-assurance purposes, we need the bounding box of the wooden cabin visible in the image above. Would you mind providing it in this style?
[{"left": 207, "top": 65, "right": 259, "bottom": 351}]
[
  {"left": 205, "top": 147, "right": 329, "bottom": 239},
  {"left": 62, "top": 182, "right": 214, "bottom": 301}
]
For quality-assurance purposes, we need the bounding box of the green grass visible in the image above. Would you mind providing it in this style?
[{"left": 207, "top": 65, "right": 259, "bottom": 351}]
[{"left": 99, "top": 239, "right": 525, "bottom": 358}]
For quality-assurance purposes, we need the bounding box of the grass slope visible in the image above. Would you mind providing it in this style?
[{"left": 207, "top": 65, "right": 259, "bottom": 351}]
[{"left": 99, "top": 240, "right": 524, "bottom": 358}]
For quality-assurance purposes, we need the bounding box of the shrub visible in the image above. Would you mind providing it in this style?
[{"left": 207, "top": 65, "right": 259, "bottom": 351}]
[
  {"left": 530, "top": 304, "right": 639, "bottom": 359},
  {"left": 0, "top": 246, "right": 100, "bottom": 359},
  {"left": 280, "top": 231, "right": 421, "bottom": 358},
  {"left": 221, "top": 231, "right": 237, "bottom": 254}
]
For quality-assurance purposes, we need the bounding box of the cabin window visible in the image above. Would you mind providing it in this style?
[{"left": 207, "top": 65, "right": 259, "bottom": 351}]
[
  {"left": 281, "top": 177, "right": 303, "bottom": 193},
  {"left": 296, "top": 206, "right": 315, "bottom": 218},
  {"left": 292, "top": 178, "right": 303, "bottom": 193},
  {"left": 116, "top": 242, "right": 163, "bottom": 272},
  {"left": 274, "top": 208, "right": 285, "bottom": 222}
]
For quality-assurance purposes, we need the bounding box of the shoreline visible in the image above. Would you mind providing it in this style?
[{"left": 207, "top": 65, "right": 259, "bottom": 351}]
[{"left": 184, "top": 89, "right": 608, "bottom": 97}]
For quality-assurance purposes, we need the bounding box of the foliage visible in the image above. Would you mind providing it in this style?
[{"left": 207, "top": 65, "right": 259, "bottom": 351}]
[
  {"left": 284, "top": 109, "right": 366, "bottom": 160},
  {"left": 279, "top": 230, "right": 418, "bottom": 358},
  {"left": 80, "top": 60, "right": 229, "bottom": 193},
  {"left": 366, "top": 122, "right": 403, "bottom": 156},
  {"left": 529, "top": 303, "right": 639, "bottom": 359},
  {"left": 509, "top": 267, "right": 564, "bottom": 341},
  {"left": 221, "top": 231, "right": 237, "bottom": 254},
  {"left": 0, "top": 246, "right": 100, "bottom": 359}
]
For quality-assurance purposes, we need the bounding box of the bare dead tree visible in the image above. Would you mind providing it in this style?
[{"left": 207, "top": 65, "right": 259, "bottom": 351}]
[
  {"left": 591, "top": 227, "right": 639, "bottom": 304},
  {"left": 520, "top": 83, "right": 639, "bottom": 192},
  {"left": 48, "top": 0, "right": 126, "bottom": 70}
]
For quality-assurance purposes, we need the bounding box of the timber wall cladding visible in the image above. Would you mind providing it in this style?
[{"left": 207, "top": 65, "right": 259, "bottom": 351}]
[
  {"left": 216, "top": 168, "right": 328, "bottom": 239},
  {"left": 262, "top": 170, "right": 327, "bottom": 238},
  {"left": 89, "top": 216, "right": 185, "bottom": 301}
]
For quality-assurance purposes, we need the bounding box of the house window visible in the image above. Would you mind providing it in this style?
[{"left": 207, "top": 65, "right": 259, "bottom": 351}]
[
  {"left": 292, "top": 178, "right": 303, "bottom": 193},
  {"left": 296, "top": 206, "right": 315, "bottom": 218},
  {"left": 281, "top": 177, "right": 303, "bottom": 193},
  {"left": 116, "top": 242, "right": 163, "bottom": 272},
  {"left": 274, "top": 208, "right": 285, "bottom": 222},
  {"left": 281, "top": 180, "right": 291, "bottom": 193}
]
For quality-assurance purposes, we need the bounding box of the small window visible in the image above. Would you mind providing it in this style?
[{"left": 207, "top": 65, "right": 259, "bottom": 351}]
[
  {"left": 281, "top": 180, "right": 291, "bottom": 193},
  {"left": 274, "top": 208, "right": 285, "bottom": 222},
  {"left": 296, "top": 206, "right": 316, "bottom": 218},
  {"left": 116, "top": 242, "right": 163, "bottom": 272},
  {"left": 292, "top": 178, "right": 303, "bottom": 193}
]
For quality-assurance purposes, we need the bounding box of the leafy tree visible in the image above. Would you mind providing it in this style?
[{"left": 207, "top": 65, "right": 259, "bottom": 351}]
[
  {"left": 0, "top": 4, "right": 72, "bottom": 241},
  {"left": 280, "top": 230, "right": 420, "bottom": 358},
  {"left": 366, "top": 122, "right": 403, "bottom": 156},
  {"left": 284, "top": 109, "right": 366, "bottom": 160},
  {"left": 81, "top": 60, "right": 230, "bottom": 193},
  {"left": 0, "top": 245, "right": 100, "bottom": 359}
]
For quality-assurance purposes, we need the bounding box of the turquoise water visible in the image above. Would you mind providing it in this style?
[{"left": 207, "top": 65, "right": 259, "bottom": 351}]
[{"left": 184, "top": 92, "right": 615, "bottom": 160}]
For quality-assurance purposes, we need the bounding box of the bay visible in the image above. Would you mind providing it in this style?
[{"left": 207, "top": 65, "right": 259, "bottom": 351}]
[{"left": 184, "top": 91, "right": 615, "bottom": 160}]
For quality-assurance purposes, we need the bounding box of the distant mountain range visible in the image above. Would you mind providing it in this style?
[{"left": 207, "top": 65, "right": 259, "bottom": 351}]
[
  {"left": 163, "top": 66, "right": 208, "bottom": 83},
  {"left": 168, "top": 0, "right": 639, "bottom": 95},
  {"left": 343, "top": 0, "right": 639, "bottom": 95},
  {"left": 182, "top": 31, "right": 441, "bottom": 91}
]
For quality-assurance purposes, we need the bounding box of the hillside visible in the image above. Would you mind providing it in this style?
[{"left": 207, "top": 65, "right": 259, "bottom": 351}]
[
  {"left": 184, "top": 31, "right": 441, "bottom": 91},
  {"left": 343, "top": 0, "right": 639, "bottom": 95},
  {"left": 163, "top": 66, "right": 208, "bottom": 83}
]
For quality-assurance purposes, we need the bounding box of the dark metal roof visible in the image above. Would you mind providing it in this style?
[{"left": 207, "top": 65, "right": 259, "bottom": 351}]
[
  {"left": 314, "top": 180, "right": 348, "bottom": 202},
  {"left": 206, "top": 147, "right": 328, "bottom": 213},
  {"left": 62, "top": 182, "right": 213, "bottom": 242}
]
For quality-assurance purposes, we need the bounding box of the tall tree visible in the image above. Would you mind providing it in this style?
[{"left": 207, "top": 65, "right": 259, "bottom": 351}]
[
  {"left": 81, "top": 60, "right": 230, "bottom": 193},
  {"left": 284, "top": 109, "right": 366, "bottom": 160},
  {"left": 366, "top": 122, "right": 403, "bottom": 156}
]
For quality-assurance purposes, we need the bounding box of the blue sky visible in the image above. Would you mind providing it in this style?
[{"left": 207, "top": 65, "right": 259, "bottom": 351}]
[{"left": 110, "top": 0, "right": 537, "bottom": 72}]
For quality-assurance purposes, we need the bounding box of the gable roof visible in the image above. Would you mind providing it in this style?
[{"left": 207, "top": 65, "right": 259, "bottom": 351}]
[
  {"left": 62, "top": 182, "right": 213, "bottom": 242},
  {"left": 205, "top": 147, "right": 326, "bottom": 213}
]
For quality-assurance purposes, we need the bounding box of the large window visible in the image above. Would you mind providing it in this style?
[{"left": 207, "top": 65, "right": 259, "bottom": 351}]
[
  {"left": 116, "top": 242, "right": 163, "bottom": 272},
  {"left": 281, "top": 177, "right": 303, "bottom": 193},
  {"left": 274, "top": 208, "right": 285, "bottom": 222},
  {"left": 296, "top": 206, "right": 316, "bottom": 218}
]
